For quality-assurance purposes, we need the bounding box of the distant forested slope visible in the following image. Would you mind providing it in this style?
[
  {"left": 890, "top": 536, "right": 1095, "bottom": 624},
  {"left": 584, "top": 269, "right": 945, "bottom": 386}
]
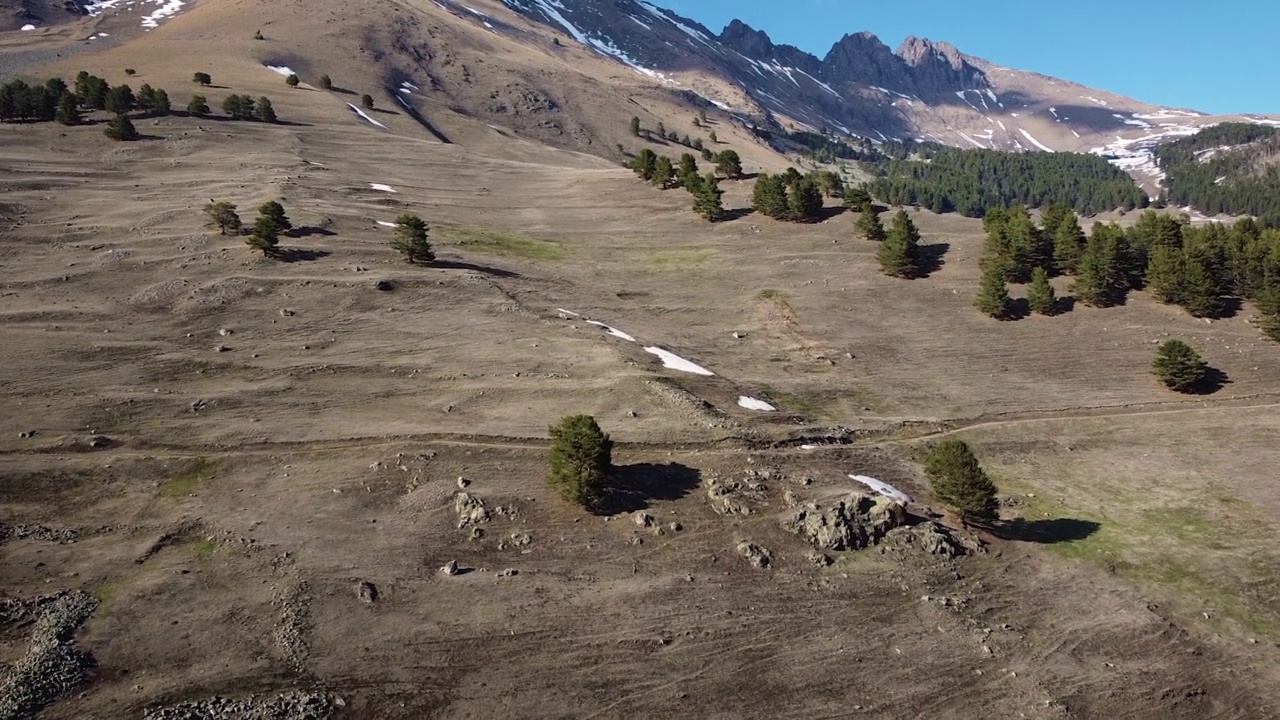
[{"left": 1155, "top": 123, "right": 1280, "bottom": 227}]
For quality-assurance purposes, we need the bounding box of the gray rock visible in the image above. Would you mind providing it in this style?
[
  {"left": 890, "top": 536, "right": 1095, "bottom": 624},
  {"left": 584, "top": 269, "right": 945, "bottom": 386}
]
[
  {"left": 454, "top": 492, "right": 490, "bottom": 528},
  {"left": 633, "top": 511, "right": 655, "bottom": 527},
  {"left": 356, "top": 581, "right": 378, "bottom": 603},
  {"left": 736, "top": 541, "right": 771, "bottom": 569},
  {"left": 782, "top": 493, "right": 906, "bottom": 551},
  {"left": 440, "top": 560, "right": 460, "bottom": 576}
]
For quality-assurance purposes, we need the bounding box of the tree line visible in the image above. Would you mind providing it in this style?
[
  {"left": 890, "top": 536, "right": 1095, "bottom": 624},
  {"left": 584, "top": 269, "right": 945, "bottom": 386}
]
[
  {"left": 969, "top": 206, "right": 1280, "bottom": 340},
  {"left": 867, "top": 147, "right": 1149, "bottom": 217},
  {"left": 630, "top": 116, "right": 716, "bottom": 161},
  {"left": 0, "top": 70, "right": 284, "bottom": 140},
  {"left": 1154, "top": 122, "right": 1280, "bottom": 228},
  {"left": 625, "top": 147, "right": 741, "bottom": 222}
]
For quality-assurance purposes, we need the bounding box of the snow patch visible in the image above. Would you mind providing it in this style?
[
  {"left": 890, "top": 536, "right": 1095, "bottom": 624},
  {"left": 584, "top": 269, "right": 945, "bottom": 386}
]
[
  {"left": 20, "top": 23, "right": 35, "bottom": 31},
  {"left": 1081, "top": 95, "right": 1109, "bottom": 107},
  {"left": 737, "top": 396, "right": 776, "bottom": 412},
  {"left": 369, "top": 183, "right": 397, "bottom": 193},
  {"left": 347, "top": 103, "right": 388, "bottom": 129},
  {"left": 376, "top": 220, "right": 397, "bottom": 227},
  {"left": 849, "top": 475, "right": 912, "bottom": 504},
  {"left": 585, "top": 320, "right": 636, "bottom": 342},
  {"left": 1018, "top": 128, "right": 1054, "bottom": 152},
  {"left": 84, "top": 0, "right": 186, "bottom": 28},
  {"left": 637, "top": 0, "right": 709, "bottom": 43},
  {"left": 266, "top": 65, "right": 296, "bottom": 77},
  {"left": 140, "top": 0, "right": 183, "bottom": 29},
  {"left": 644, "top": 347, "right": 714, "bottom": 376}
]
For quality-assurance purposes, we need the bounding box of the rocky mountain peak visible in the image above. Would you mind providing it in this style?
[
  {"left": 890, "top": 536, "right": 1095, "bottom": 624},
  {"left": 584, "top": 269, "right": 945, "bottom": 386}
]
[
  {"left": 895, "top": 35, "right": 988, "bottom": 91},
  {"left": 719, "top": 18, "right": 773, "bottom": 57}
]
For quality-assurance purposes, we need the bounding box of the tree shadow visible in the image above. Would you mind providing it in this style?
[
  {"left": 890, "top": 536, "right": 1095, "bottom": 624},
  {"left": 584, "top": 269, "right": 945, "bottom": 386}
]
[
  {"left": 1056, "top": 296, "right": 1076, "bottom": 314},
  {"left": 432, "top": 259, "right": 521, "bottom": 278},
  {"left": 1000, "top": 297, "right": 1030, "bottom": 321},
  {"left": 720, "top": 207, "right": 754, "bottom": 222},
  {"left": 371, "top": 108, "right": 400, "bottom": 116},
  {"left": 915, "top": 242, "right": 949, "bottom": 277},
  {"left": 275, "top": 248, "right": 331, "bottom": 263},
  {"left": 815, "top": 205, "right": 848, "bottom": 222},
  {"left": 1215, "top": 297, "right": 1243, "bottom": 320},
  {"left": 329, "top": 87, "right": 356, "bottom": 96},
  {"left": 597, "top": 462, "right": 702, "bottom": 515},
  {"left": 991, "top": 517, "right": 1101, "bottom": 544},
  {"left": 1187, "top": 366, "right": 1230, "bottom": 395},
  {"left": 288, "top": 226, "right": 335, "bottom": 238}
]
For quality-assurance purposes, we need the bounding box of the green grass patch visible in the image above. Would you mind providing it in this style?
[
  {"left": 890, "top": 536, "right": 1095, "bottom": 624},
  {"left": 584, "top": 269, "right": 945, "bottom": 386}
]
[
  {"left": 437, "top": 226, "right": 565, "bottom": 261},
  {"left": 647, "top": 249, "right": 716, "bottom": 270},
  {"left": 995, "top": 480, "right": 1280, "bottom": 637},
  {"left": 91, "top": 581, "right": 122, "bottom": 607},
  {"left": 192, "top": 538, "right": 220, "bottom": 560},
  {"left": 158, "top": 457, "right": 218, "bottom": 498}
]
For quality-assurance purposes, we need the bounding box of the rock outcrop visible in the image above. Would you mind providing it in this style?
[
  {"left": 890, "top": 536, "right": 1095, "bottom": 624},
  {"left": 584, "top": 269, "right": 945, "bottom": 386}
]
[{"left": 783, "top": 493, "right": 907, "bottom": 551}]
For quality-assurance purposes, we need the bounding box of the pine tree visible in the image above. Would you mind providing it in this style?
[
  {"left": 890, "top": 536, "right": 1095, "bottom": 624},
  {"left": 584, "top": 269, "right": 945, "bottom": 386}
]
[
  {"left": 256, "top": 96, "right": 277, "bottom": 123},
  {"left": 844, "top": 185, "right": 872, "bottom": 208},
  {"left": 187, "top": 95, "right": 210, "bottom": 117},
  {"left": 193, "top": 72, "right": 212, "bottom": 86},
  {"left": 257, "top": 200, "right": 292, "bottom": 232},
  {"left": 750, "top": 174, "right": 788, "bottom": 219},
  {"left": 1179, "top": 253, "right": 1225, "bottom": 318},
  {"left": 285, "top": 73, "right": 300, "bottom": 88},
  {"left": 787, "top": 178, "right": 824, "bottom": 223},
  {"left": 103, "top": 114, "right": 138, "bottom": 141},
  {"left": 153, "top": 88, "right": 170, "bottom": 116},
  {"left": 692, "top": 172, "right": 724, "bottom": 222},
  {"left": 319, "top": 74, "right": 332, "bottom": 90},
  {"left": 714, "top": 149, "right": 742, "bottom": 179},
  {"left": 855, "top": 202, "right": 886, "bottom": 242},
  {"left": 974, "top": 262, "right": 1013, "bottom": 318},
  {"left": 1026, "top": 266, "right": 1058, "bottom": 315},
  {"left": 1258, "top": 286, "right": 1280, "bottom": 342},
  {"left": 628, "top": 148, "right": 658, "bottom": 182},
  {"left": 676, "top": 153, "right": 699, "bottom": 188},
  {"left": 1152, "top": 340, "right": 1207, "bottom": 392},
  {"left": 1052, "top": 213, "right": 1086, "bottom": 274},
  {"left": 652, "top": 155, "right": 675, "bottom": 189},
  {"left": 1072, "top": 224, "right": 1126, "bottom": 307},
  {"left": 547, "top": 415, "right": 612, "bottom": 508},
  {"left": 391, "top": 213, "right": 434, "bottom": 264},
  {"left": 629, "top": 116, "right": 640, "bottom": 136},
  {"left": 1145, "top": 244, "right": 1184, "bottom": 304},
  {"left": 709, "top": 130, "right": 717, "bottom": 143},
  {"left": 922, "top": 440, "right": 999, "bottom": 522},
  {"left": 361, "top": 94, "right": 374, "bottom": 110},
  {"left": 877, "top": 210, "right": 920, "bottom": 278},
  {"left": 136, "top": 84, "right": 157, "bottom": 115},
  {"left": 204, "top": 201, "right": 241, "bottom": 235},
  {"left": 656, "top": 121, "right": 665, "bottom": 138},
  {"left": 104, "top": 84, "right": 135, "bottom": 115},
  {"left": 247, "top": 215, "right": 281, "bottom": 257},
  {"left": 55, "top": 92, "right": 81, "bottom": 125}
]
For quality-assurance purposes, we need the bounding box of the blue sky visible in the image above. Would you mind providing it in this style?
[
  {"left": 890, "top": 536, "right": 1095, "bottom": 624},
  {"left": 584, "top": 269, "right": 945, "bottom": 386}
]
[{"left": 660, "top": 0, "right": 1275, "bottom": 115}]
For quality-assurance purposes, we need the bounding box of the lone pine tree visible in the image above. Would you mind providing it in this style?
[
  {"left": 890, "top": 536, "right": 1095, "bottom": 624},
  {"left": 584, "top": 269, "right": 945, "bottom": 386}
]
[
  {"left": 922, "top": 440, "right": 999, "bottom": 522},
  {"left": 692, "top": 172, "right": 724, "bottom": 222},
  {"left": 1152, "top": 339, "right": 1208, "bottom": 392},
  {"left": 547, "top": 415, "right": 612, "bottom": 508},
  {"left": 204, "top": 201, "right": 241, "bottom": 236},
  {"left": 391, "top": 213, "right": 434, "bottom": 265}
]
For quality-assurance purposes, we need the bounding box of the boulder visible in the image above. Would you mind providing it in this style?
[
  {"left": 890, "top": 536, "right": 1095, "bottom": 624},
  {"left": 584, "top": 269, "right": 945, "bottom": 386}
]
[
  {"left": 736, "top": 541, "right": 771, "bottom": 569},
  {"left": 356, "top": 581, "right": 378, "bottom": 603},
  {"left": 783, "top": 493, "right": 906, "bottom": 551}
]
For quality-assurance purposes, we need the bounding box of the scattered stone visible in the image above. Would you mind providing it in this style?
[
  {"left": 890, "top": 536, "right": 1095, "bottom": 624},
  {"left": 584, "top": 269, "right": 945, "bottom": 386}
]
[
  {"left": 783, "top": 489, "right": 799, "bottom": 508},
  {"left": 214, "top": 344, "right": 230, "bottom": 352},
  {"left": 356, "top": 580, "right": 378, "bottom": 603},
  {"left": 440, "top": 561, "right": 460, "bottom": 576},
  {"left": 17, "top": 431, "right": 32, "bottom": 439},
  {"left": 736, "top": 541, "right": 771, "bottom": 569},
  {"left": 456, "top": 476, "right": 470, "bottom": 489},
  {"left": 0, "top": 523, "right": 79, "bottom": 545},
  {"left": 217, "top": 327, "right": 232, "bottom": 336},
  {"left": 732, "top": 331, "right": 745, "bottom": 339},
  {"left": 375, "top": 279, "right": 395, "bottom": 292},
  {"left": 278, "top": 308, "right": 295, "bottom": 316},
  {"left": 668, "top": 522, "right": 682, "bottom": 532},
  {"left": 143, "top": 691, "right": 335, "bottom": 720},
  {"left": 885, "top": 521, "right": 979, "bottom": 557},
  {"left": 633, "top": 511, "right": 655, "bottom": 528},
  {"left": 0, "top": 591, "right": 98, "bottom": 720},
  {"left": 498, "top": 569, "right": 518, "bottom": 578},
  {"left": 190, "top": 399, "right": 208, "bottom": 412},
  {"left": 806, "top": 550, "right": 833, "bottom": 568},
  {"left": 86, "top": 435, "right": 112, "bottom": 449},
  {"left": 783, "top": 493, "right": 906, "bottom": 551}
]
